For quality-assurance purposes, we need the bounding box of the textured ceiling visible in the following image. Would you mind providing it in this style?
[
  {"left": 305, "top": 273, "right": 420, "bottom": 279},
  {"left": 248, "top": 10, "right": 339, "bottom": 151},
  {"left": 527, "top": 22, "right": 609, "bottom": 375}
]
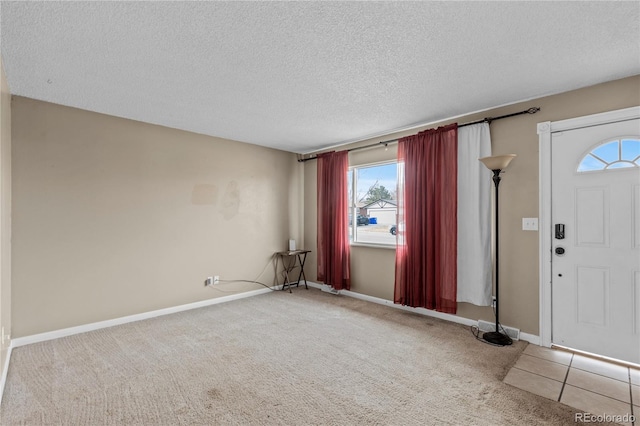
[{"left": 1, "top": 2, "right": 639, "bottom": 154}]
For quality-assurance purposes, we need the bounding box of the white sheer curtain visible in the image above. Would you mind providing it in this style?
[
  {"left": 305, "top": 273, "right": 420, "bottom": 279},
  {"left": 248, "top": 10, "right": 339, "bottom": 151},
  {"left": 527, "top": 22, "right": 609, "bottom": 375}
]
[{"left": 457, "top": 123, "right": 492, "bottom": 306}]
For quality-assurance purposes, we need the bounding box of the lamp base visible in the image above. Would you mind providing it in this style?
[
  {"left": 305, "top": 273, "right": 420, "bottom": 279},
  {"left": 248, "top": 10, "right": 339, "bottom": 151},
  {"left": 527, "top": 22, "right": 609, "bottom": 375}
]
[{"left": 482, "top": 331, "right": 513, "bottom": 346}]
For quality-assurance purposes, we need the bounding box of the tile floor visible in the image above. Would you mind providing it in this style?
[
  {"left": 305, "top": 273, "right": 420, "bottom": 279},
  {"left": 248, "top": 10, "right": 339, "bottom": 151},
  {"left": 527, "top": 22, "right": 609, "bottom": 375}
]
[{"left": 504, "top": 345, "right": 638, "bottom": 425}]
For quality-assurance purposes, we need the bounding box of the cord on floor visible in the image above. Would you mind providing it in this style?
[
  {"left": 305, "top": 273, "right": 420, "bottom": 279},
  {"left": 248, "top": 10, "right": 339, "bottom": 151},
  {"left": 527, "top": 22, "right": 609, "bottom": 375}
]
[{"left": 469, "top": 304, "right": 514, "bottom": 347}]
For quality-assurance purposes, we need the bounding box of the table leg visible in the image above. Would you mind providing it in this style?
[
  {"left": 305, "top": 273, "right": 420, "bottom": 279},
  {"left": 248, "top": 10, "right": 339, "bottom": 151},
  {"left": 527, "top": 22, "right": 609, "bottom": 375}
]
[
  {"left": 283, "top": 255, "right": 294, "bottom": 293},
  {"left": 296, "top": 252, "right": 309, "bottom": 290},
  {"left": 277, "top": 255, "right": 288, "bottom": 292}
]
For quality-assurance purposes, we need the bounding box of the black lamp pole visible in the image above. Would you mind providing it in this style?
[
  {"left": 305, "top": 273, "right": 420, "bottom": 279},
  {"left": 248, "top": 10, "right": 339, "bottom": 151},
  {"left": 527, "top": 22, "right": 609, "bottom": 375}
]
[{"left": 483, "top": 169, "right": 513, "bottom": 346}]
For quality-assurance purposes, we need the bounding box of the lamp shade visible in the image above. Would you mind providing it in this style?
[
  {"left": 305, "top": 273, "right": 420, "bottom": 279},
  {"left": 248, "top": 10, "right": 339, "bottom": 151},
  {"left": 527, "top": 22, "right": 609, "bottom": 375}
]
[{"left": 479, "top": 154, "right": 517, "bottom": 171}]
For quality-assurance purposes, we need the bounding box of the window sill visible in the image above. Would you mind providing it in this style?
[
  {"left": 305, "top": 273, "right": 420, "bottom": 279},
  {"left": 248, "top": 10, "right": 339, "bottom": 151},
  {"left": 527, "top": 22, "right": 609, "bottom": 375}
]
[{"left": 350, "top": 242, "right": 396, "bottom": 250}]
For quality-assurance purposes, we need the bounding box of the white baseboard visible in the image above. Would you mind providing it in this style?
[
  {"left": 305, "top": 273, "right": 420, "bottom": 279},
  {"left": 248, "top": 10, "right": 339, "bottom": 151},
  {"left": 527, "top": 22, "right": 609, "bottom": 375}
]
[
  {"left": 9, "top": 280, "right": 542, "bottom": 349},
  {"left": 11, "top": 286, "right": 280, "bottom": 348},
  {"left": 307, "top": 281, "right": 541, "bottom": 345},
  {"left": 520, "top": 332, "right": 540, "bottom": 345},
  {"left": 0, "top": 342, "right": 13, "bottom": 407}
]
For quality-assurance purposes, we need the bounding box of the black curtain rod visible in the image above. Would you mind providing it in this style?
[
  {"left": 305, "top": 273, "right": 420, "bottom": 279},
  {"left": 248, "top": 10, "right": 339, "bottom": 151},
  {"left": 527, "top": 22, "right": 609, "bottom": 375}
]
[{"left": 297, "top": 107, "right": 540, "bottom": 162}]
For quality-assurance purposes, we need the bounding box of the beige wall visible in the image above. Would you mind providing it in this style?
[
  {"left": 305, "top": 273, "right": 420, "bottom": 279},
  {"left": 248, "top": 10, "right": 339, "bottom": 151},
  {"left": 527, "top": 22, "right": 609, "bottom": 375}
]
[
  {"left": 8, "top": 75, "right": 640, "bottom": 339},
  {"left": 304, "top": 75, "right": 640, "bottom": 335},
  {"left": 0, "top": 59, "right": 12, "bottom": 370},
  {"left": 12, "top": 97, "right": 301, "bottom": 337}
]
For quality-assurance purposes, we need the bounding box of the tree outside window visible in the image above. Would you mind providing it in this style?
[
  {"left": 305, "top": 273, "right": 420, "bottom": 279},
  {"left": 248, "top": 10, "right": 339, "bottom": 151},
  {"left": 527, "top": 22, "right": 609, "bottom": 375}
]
[{"left": 348, "top": 162, "right": 398, "bottom": 246}]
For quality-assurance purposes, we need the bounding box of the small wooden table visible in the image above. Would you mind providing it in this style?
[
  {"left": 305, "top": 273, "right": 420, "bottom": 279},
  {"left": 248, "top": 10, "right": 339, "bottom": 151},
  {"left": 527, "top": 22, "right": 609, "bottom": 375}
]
[{"left": 275, "top": 250, "right": 310, "bottom": 293}]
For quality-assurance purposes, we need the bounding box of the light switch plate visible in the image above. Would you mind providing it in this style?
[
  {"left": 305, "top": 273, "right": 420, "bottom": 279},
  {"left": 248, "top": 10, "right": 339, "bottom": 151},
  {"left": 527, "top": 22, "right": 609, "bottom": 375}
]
[{"left": 522, "top": 218, "right": 539, "bottom": 231}]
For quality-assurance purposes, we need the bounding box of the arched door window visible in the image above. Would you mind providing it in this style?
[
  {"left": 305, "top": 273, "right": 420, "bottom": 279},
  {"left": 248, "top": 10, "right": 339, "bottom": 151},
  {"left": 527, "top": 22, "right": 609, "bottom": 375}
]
[{"left": 577, "top": 138, "right": 640, "bottom": 172}]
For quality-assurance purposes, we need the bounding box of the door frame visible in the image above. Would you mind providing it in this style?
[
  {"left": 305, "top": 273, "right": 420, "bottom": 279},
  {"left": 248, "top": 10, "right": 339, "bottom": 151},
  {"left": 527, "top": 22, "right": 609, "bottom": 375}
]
[{"left": 537, "top": 106, "right": 640, "bottom": 348}]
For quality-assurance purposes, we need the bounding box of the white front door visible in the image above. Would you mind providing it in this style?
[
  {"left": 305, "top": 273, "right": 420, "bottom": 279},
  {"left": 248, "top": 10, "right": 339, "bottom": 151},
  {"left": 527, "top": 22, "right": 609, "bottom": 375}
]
[{"left": 551, "top": 117, "right": 640, "bottom": 364}]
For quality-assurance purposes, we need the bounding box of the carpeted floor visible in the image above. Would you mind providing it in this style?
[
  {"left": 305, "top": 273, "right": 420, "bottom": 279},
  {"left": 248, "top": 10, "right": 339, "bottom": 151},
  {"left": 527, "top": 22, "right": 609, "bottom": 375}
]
[{"left": 0, "top": 288, "right": 615, "bottom": 425}]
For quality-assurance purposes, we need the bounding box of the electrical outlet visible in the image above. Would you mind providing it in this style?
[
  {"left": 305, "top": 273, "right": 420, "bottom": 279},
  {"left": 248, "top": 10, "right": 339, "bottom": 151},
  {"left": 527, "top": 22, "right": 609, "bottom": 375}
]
[
  {"left": 205, "top": 277, "right": 213, "bottom": 287},
  {"left": 522, "top": 217, "right": 539, "bottom": 231},
  {"left": 214, "top": 276, "right": 220, "bottom": 284}
]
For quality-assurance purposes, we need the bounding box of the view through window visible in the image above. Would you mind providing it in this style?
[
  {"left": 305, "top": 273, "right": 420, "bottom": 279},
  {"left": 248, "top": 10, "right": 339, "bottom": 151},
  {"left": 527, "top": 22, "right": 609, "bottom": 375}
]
[
  {"left": 577, "top": 138, "right": 640, "bottom": 172},
  {"left": 348, "top": 162, "right": 398, "bottom": 246}
]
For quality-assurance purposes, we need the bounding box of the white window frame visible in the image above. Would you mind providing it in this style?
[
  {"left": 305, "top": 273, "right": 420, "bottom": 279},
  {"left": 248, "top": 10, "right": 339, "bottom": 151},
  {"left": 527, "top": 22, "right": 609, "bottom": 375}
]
[
  {"left": 576, "top": 137, "right": 640, "bottom": 172},
  {"left": 348, "top": 160, "right": 399, "bottom": 249}
]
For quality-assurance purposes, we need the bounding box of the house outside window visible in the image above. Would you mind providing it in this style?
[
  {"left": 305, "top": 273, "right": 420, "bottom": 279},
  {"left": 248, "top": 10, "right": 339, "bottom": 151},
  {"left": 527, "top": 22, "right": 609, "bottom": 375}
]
[{"left": 347, "top": 161, "right": 398, "bottom": 246}]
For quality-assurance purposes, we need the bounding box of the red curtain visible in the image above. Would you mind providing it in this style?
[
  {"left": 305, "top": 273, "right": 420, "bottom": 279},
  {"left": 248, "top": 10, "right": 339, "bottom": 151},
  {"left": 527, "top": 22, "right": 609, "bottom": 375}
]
[
  {"left": 394, "top": 124, "right": 458, "bottom": 313},
  {"left": 317, "top": 151, "right": 351, "bottom": 290}
]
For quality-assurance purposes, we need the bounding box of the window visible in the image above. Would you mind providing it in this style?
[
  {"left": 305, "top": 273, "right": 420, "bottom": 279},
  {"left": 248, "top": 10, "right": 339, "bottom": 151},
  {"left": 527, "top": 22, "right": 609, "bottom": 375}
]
[
  {"left": 348, "top": 161, "right": 398, "bottom": 246},
  {"left": 577, "top": 138, "right": 640, "bottom": 172}
]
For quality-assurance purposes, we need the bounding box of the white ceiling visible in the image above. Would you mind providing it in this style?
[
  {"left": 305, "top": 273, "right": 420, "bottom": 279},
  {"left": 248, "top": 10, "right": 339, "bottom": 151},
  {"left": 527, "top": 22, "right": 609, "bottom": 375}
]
[{"left": 1, "top": 2, "right": 639, "bottom": 154}]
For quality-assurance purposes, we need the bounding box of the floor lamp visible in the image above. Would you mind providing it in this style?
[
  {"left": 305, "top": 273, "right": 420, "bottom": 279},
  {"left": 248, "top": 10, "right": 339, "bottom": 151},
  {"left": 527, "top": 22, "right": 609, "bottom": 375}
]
[{"left": 479, "top": 154, "right": 517, "bottom": 346}]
